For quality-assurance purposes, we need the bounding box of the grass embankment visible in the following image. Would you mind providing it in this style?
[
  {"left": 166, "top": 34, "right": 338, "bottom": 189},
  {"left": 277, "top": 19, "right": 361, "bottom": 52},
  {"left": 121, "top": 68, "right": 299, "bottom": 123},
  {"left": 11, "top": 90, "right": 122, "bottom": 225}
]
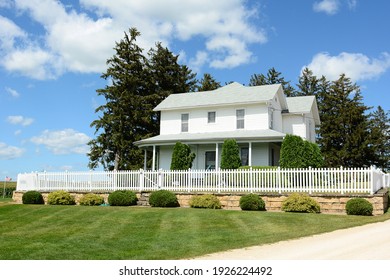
[{"left": 0, "top": 205, "right": 389, "bottom": 260}]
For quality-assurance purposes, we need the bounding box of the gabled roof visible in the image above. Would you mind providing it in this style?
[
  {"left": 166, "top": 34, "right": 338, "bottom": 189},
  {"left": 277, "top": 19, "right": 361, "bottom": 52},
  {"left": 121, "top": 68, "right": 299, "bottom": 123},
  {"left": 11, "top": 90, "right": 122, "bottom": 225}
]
[
  {"left": 285, "top": 96, "right": 321, "bottom": 125},
  {"left": 154, "top": 82, "right": 287, "bottom": 111}
]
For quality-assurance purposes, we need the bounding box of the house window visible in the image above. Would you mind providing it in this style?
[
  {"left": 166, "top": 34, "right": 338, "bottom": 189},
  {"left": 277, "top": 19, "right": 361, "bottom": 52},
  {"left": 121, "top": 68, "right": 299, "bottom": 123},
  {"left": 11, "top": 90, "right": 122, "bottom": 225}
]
[
  {"left": 269, "top": 108, "right": 274, "bottom": 129},
  {"left": 241, "top": 147, "right": 249, "bottom": 166},
  {"left": 205, "top": 151, "right": 216, "bottom": 170},
  {"left": 208, "top": 111, "right": 216, "bottom": 123},
  {"left": 181, "top": 113, "right": 189, "bottom": 132},
  {"left": 236, "top": 109, "right": 245, "bottom": 129}
]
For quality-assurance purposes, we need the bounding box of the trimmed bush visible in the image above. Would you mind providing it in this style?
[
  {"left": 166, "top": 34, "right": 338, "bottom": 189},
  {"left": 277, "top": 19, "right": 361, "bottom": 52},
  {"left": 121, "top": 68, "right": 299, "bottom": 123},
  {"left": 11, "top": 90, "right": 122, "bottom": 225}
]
[
  {"left": 220, "top": 139, "right": 241, "bottom": 169},
  {"left": 239, "top": 194, "right": 265, "bottom": 211},
  {"left": 190, "top": 194, "right": 222, "bottom": 209},
  {"left": 281, "top": 193, "right": 320, "bottom": 213},
  {"left": 170, "top": 142, "right": 196, "bottom": 170},
  {"left": 108, "top": 190, "right": 137, "bottom": 206},
  {"left": 47, "top": 191, "right": 76, "bottom": 205},
  {"left": 79, "top": 193, "right": 104, "bottom": 206},
  {"left": 346, "top": 198, "right": 373, "bottom": 216},
  {"left": 149, "top": 190, "right": 179, "bottom": 207},
  {"left": 22, "top": 191, "right": 44, "bottom": 204}
]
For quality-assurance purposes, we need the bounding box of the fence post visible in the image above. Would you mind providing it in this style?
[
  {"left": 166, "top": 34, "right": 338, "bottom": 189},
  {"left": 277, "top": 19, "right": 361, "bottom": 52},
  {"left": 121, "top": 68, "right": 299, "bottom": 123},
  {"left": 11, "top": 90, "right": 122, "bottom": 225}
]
[
  {"left": 139, "top": 169, "right": 144, "bottom": 192},
  {"left": 309, "top": 166, "right": 312, "bottom": 194},
  {"left": 340, "top": 166, "right": 344, "bottom": 195},
  {"left": 370, "top": 166, "right": 375, "bottom": 195},
  {"left": 158, "top": 169, "right": 163, "bottom": 189},
  {"left": 89, "top": 170, "right": 93, "bottom": 192}
]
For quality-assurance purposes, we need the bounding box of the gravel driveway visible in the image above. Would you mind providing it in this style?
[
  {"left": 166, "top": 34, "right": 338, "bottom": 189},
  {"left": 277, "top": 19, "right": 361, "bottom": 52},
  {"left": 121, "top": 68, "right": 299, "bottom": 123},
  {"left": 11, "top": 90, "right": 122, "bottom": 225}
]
[{"left": 194, "top": 219, "right": 390, "bottom": 260}]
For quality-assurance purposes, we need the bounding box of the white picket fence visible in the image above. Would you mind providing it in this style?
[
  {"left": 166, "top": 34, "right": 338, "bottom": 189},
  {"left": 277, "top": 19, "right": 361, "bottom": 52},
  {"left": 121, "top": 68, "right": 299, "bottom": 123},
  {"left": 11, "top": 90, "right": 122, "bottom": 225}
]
[{"left": 16, "top": 166, "right": 388, "bottom": 195}]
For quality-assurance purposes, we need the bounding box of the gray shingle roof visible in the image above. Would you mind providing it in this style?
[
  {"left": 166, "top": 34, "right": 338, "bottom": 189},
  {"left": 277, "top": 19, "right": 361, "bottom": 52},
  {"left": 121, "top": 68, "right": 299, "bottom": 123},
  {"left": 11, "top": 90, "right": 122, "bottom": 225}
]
[{"left": 154, "top": 82, "right": 284, "bottom": 111}]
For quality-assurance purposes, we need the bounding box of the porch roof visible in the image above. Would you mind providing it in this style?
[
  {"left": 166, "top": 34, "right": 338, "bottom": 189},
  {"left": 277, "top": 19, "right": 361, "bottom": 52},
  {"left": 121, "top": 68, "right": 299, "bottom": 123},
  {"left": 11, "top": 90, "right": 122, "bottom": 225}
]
[{"left": 135, "top": 129, "right": 285, "bottom": 147}]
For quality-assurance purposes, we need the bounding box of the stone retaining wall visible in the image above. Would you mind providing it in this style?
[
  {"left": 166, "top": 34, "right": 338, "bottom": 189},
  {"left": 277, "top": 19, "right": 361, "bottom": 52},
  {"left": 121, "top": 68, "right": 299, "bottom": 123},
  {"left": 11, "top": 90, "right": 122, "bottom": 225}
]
[{"left": 13, "top": 188, "right": 389, "bottom": 215}]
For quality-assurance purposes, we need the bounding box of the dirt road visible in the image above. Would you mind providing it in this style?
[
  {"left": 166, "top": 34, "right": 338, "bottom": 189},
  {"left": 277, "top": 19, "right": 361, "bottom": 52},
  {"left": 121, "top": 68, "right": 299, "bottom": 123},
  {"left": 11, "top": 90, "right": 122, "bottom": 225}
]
[{"left": 194, "top": 219, "right": 390, "bottom": 260}]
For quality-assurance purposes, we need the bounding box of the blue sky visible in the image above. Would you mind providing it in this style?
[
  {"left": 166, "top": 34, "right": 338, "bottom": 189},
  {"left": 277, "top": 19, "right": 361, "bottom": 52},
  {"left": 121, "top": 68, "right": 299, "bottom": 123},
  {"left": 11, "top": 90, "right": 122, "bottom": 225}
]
[{"left": 1, "top": 0, "right": 390, "bottom": 180}]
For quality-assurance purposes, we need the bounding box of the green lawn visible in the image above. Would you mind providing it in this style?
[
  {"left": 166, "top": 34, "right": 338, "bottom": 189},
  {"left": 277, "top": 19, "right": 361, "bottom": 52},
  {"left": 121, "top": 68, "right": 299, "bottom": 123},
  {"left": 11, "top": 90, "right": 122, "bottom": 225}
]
[{"left": 0, "top": 204, "right": 389, "bottom": 260}]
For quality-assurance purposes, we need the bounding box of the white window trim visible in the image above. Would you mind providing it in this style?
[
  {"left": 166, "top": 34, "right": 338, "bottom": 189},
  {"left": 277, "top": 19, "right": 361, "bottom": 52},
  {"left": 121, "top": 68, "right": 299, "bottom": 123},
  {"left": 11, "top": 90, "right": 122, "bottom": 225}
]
[
  {"left": 236, "top": 109, "right": 245, "bottom": 129},
  {"left": 181, "top": 113, "right": 189, "bottom": 133},
  {"left": 208, "top": 111, "right": 216, "bottom": 124}
]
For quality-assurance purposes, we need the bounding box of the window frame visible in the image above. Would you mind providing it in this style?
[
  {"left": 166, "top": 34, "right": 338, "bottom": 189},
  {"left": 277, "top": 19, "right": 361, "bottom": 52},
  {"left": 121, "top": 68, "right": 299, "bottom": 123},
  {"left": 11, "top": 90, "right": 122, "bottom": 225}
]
[
  {"left": 236, "top": 109, "right": 245, "bottom": 129},
  {"left": 208, "top": 111, "right": 216, "bottom": 124},
  {"left": 181, "top": 113, "right": 189, "bottom": 132}
]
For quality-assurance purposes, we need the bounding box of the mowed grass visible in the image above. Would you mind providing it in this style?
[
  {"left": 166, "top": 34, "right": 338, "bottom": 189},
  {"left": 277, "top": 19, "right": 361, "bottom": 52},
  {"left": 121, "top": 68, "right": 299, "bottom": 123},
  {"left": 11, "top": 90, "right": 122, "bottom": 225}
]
[{"left": 0, "top": 204, "right": 389, "bottom": 260}]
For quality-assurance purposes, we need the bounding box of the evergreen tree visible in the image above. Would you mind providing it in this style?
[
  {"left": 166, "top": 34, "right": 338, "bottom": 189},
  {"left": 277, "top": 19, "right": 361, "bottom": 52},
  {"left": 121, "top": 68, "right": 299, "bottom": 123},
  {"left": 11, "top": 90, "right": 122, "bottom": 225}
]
[
  {"left": 249, "top": 67, "right": 296, "bottom": 96},
  {"left": 197, "top": 73, "right": 221, "bottom": 91},
  {"left": 318, "top": 74, "right": 372, "bottom": 167},
  {"left": 146, "top": 42, "right": 197, "bottom": 137},
  {"left": 88, "top": 28, "right": 148, "bottom": 170},
  {"left": 170, "top": 142, "right": 195, "bottom": 170},
  {"left": 368, "top": 106, "right": 390, "bottom": 171},
  {"left": 297, "top": 68, "right": 320, "bottom": 96},
  {"left": 220, "top": 139, "right": 241, "bottom": 169},
  {"left": 88, "top": 28, "right": 196, "bottom": 170}
]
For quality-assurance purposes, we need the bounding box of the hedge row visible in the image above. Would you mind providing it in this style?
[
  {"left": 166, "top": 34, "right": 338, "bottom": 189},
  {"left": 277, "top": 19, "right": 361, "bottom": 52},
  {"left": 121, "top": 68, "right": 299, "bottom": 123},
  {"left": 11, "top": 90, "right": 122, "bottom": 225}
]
[{"left": 20, "top": 190, "right": 375, "bottom": 215}]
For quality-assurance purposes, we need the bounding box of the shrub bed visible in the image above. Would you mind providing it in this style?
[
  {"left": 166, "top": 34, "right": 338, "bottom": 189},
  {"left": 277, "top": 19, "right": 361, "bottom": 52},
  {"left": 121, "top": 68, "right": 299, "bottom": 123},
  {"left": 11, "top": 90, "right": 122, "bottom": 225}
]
[
  {"left": 108, "top": 190, "right": 137, "bottom": 206},
  {"left": 281, "top": 193, "right": 320, "bottom": 213},
  {"left": 149, "top": 190, "right": 179, "bottom": 207},
  {"left": 189, "top": 194, "right": 221, "bottom": 209},
  {"left": 47, "top": 191, "right": 76, "bottom": 205},
  {"left": 239, "top": 194, "right": 265, "bottom": 211},
  {"left": 79, "top": 193, "right": 104, "bottom": 206},
  {"left": 22, "top": 191, "right": 44, "bottom": 204},
  {"left": 346, "top": 198, "right": 373, "bottom": 216}
]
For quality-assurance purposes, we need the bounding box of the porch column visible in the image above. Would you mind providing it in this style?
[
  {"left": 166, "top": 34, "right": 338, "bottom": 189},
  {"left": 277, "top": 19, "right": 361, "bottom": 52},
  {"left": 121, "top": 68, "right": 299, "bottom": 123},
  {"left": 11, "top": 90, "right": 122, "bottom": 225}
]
[
  {"left": 143, "top": 149, "right": 147, "bottom": 170},
  {"left": 249, "top": 142, "right": 252, "bottom": 166},
  {"left": 215, "top": 143, "right": 219, "bottom": 169},
  {"left": 152, "top": 145, "right": 156, "bottom": 171}
]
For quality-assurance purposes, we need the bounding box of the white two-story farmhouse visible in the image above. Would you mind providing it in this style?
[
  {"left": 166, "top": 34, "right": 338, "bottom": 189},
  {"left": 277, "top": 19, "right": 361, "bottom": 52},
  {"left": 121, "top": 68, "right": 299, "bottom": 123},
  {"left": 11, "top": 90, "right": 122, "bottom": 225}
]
[{"left": 135, "top": 82, "right": 320, "bottom": 170}]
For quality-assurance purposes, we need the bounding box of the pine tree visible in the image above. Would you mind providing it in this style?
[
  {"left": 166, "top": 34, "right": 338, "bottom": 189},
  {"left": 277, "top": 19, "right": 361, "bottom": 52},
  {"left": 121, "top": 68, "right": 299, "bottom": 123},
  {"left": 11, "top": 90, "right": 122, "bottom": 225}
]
[
  {"left": 88, "top": 29, "right": 196, "bottom": 170},
  {"left": 88, "top": 28, "right": 148, "bottom": 170},
  {"left": 249, "top": 67, "right": 296, "bottom": 96},
  {"left": 297, "top": 68, "right": 319, "bottom": 96},
  {"left": 368, "top": 106, "right": 390, "bottom": 171},
  {"left": 197, "top": 73, "right": 221, "bottom": 91},
  {"left": 318, "top": 74, "right": 372, "bottom": 167}
]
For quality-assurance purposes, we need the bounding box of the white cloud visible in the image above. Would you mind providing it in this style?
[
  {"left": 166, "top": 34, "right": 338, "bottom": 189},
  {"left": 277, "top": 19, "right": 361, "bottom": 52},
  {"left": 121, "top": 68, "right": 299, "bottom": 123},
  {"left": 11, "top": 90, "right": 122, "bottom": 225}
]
[
  {"left": 313, "top": 0, "right": 340, "bottom": 15},
  {"left": 0, "top": 15, "right": 26, "bottom": 50},
  {"left": 303, "top": 52, "right": 390, "bottom": 81},
  {"left": 6, "top": 115, "right": 34, "bottom": 126},
  {"left": 5, "top": 87, "right": 20, "bottom": 98},
  {"left": 0, "top": 142, "right": 24, "bottom": 160},
  {"left": 31, "top": 129, "right": 91, "bottom": 155},
  {"left": 1, "top": 0, "right": 266, "bottom": 79}
]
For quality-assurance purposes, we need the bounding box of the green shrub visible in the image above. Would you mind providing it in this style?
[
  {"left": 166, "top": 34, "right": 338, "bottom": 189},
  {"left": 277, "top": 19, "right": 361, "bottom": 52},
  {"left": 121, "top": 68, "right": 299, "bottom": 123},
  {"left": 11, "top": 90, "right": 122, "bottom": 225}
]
[
  {"left": 22, "top": 191, "right": 44, "bottom": 204},
  {"left": 280, "top": 134, "right": 324, "bottom": 168},
  {"left": 108, "top": 190, "right": 137, "bottom": 206},
  {"left": 281, "top": 193, "right": 320, "bottom": 213},
  {"left": 220, "top": 139, "right": 241, "bottom": 169},
  {"left": 346, "top": 198, "right": 373, "bottom": 216},
  {"left": 47, "top": 191, "right": 76, "bottom": 205},
  {"left": 170, "top": 142, "right": 196, "bottom": 170},
  {"left": 79, "top": 193, "right": 104, "bottom": 206},
  {"left": 239, "top": 194, "right": 265, "bottom": 211},
  {"left": 190, "top": 194, "right": 222, "bottom": 209},
  {"left": 149, "top": 190, "right": 179, "bottom": 207}
]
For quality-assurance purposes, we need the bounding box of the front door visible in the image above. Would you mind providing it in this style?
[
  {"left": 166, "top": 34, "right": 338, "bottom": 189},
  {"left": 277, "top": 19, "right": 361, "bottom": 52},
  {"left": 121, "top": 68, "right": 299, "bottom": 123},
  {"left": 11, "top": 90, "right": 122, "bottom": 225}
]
[{"left": 205, "top": 151, "right": 216, "bottom": 170}]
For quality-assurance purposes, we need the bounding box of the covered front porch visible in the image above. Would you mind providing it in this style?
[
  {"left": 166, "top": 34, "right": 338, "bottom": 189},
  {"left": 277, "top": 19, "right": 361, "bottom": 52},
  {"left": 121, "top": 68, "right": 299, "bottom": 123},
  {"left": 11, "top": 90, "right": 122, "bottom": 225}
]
[{"left": 134, "top": 130, "right": 285, "bottom": 170}]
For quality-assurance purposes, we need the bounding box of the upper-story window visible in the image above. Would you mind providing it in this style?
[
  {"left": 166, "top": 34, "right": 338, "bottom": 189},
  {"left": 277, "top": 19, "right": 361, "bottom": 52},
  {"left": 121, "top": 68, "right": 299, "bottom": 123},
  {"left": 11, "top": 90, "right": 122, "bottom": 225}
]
[
  {"left": 208, "top": 111, "right": 216, "bottom": 124},
  {"left": 269, "top": 108, "right": 274, "bottom": 129},
  {"left": 236, "top": 109, "right": 245, "bottom": 129},
  {"left": 181, "top": 113, "right": 189, "bottom": 132}
]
